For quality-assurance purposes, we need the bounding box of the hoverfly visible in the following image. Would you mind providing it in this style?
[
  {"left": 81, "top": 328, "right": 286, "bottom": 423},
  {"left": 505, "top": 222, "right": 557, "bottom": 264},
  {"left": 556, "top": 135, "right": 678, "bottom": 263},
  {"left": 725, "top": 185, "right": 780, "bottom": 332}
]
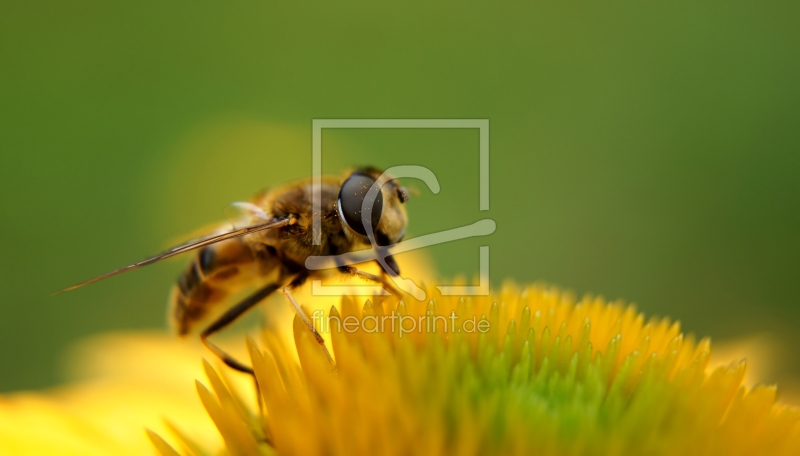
[{"left": 57, "top": 167, "right": 410, "bottom": 374}]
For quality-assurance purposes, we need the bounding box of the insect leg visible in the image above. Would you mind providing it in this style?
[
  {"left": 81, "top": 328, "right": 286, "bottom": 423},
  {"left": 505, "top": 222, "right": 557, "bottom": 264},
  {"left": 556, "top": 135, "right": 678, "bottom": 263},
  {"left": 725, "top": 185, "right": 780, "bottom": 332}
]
[
  {"left": 200, "top": 283, "right": 280, "bottom": 374},
  {"left": 280, "top": 274, "right": 326, "bottom": 344},
  {"left": 281, "top": 274, "right": 335, "bottom": 367},
  {"left": 338, "top": 263, "right": 403, "bottom": 297}
]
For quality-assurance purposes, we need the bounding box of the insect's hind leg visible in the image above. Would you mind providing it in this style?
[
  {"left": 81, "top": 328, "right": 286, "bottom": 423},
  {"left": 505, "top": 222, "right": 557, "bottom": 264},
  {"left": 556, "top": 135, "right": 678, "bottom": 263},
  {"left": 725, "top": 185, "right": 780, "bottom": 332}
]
[{"left": 200, "top": 283, "right": 280, "bottom": 375}]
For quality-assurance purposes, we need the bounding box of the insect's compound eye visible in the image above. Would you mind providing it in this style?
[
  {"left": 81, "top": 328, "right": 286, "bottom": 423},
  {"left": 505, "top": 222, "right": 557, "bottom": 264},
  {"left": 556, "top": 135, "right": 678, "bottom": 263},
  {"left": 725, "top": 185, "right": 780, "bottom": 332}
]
[{"left": 338, "top": 173, "right": 384, "bottom": 236}]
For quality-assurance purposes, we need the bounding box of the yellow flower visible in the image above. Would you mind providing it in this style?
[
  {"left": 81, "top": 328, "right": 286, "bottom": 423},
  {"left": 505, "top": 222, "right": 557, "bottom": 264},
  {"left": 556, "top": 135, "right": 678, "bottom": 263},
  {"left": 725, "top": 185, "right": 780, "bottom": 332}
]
[
  {"left": 171, "top": 283, "right": 800, "bottom": 455},
  {"left": 2, "top": 282, "right": 799, "bottom": 455},
  {"left": 0, "top": 331, "right": 229, "bottom": 455}
]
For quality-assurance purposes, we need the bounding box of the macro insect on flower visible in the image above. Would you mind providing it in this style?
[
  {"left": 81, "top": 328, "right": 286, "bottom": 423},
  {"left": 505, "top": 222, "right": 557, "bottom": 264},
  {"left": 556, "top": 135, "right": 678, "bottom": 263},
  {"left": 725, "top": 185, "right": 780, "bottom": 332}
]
[{"left": 56, "top": 167, "right": 411, "bottom": 375}]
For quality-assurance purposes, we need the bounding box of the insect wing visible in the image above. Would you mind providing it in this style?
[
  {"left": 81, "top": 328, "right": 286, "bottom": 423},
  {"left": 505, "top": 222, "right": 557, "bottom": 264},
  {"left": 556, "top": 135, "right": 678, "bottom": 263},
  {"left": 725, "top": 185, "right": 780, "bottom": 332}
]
[{"left": 54, "top": 217, "right": 291, "bottom": 294}]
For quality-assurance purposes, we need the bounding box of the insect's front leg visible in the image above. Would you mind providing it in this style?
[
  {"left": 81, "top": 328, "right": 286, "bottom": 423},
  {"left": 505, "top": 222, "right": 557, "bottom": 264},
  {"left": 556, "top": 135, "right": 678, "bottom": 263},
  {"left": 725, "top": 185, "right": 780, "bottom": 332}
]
[{"left": 338, "top": 259, "right": 403, "bottom": 298}]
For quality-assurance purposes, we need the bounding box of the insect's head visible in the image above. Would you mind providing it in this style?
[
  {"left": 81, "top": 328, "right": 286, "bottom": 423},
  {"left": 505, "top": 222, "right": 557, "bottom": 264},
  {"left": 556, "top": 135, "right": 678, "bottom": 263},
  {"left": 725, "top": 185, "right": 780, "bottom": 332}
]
[{"left": 337, "top": 167, "right": 409, "bottom": 246}]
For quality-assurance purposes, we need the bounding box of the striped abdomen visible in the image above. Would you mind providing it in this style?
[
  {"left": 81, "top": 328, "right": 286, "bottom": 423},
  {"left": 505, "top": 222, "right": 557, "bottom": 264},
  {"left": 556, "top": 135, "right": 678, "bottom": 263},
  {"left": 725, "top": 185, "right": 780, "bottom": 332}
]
[{"left": 169, "top": 237, "right": 279, "bottom": 335}]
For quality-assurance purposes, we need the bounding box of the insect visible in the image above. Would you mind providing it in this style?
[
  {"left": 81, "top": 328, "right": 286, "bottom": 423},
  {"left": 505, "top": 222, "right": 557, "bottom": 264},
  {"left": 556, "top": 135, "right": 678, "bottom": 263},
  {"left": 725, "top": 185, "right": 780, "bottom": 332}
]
[{"left": 57, "top": 167, "right": 410, "bottom": 374}]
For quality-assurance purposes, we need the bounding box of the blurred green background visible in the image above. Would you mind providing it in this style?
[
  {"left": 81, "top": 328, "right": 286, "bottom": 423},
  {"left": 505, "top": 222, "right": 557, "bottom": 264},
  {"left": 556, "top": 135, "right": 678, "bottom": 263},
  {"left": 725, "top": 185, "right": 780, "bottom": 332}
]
[{"left": 1, "top": 1, "right": 798, "bottom": 393}]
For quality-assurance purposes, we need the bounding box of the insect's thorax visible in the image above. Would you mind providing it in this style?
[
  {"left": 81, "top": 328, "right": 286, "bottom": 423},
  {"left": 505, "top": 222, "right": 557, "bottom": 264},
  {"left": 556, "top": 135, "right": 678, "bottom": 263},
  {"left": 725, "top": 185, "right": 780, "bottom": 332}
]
[{"left": 250, "top": 177, "right": 363, "bottom": 269}]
